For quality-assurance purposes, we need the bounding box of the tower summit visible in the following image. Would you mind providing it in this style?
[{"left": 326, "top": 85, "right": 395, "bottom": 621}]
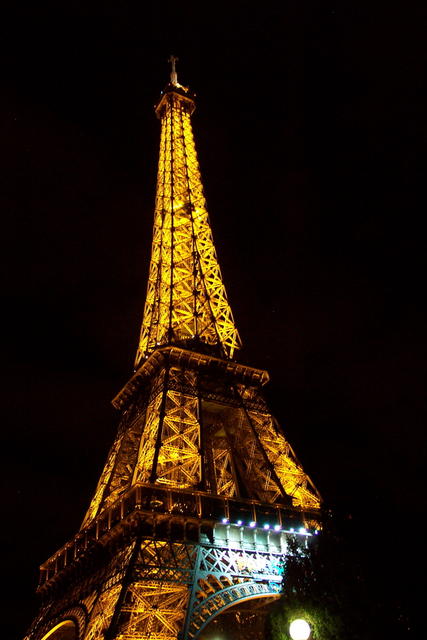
[
  {"left": 23, "top": 62, "right": 321, "bottom": 640},
  {"left": 135, "top": 56, "right": 241, "bottom": 366},
  {"left": 168, "top": 54, "right": 178, "bottom": 85}
]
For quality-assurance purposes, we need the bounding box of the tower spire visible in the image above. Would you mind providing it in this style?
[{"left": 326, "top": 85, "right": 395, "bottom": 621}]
[
  {"left": 168, "top": 54, "right": 179, "bottom": 85},
  {"left": 135, "top": 69, "right": 242, "bottom": 367}
]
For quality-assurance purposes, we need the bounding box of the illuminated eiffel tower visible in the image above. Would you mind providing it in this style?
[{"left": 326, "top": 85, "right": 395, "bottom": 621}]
[{"left": 24, "top": 58, "right": 321, "bottom": 640}]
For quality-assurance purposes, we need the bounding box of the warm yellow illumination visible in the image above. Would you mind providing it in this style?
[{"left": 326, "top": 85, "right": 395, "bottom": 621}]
[
  {"left": 248, "top": 411, "right": 321, "bottom": 510},
  {"left": 40, "top": 621, "right": 76, "bottom": 640},
  {"left": 135, "top": 87, "right": 241, "bottom": 366},
  {"left": 26, "top": 70, "right": 323, "bottom": 640},
  {"left": 82, "top": 82, "right": 319, "bottom": 528},
  {"left": 289, "top": 619, "right": 311, "bottom": 640}
]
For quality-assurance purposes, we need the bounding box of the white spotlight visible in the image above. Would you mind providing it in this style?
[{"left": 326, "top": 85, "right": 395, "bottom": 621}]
[{"left": 289, "top": 618, "right": 311, "bottom": 640}]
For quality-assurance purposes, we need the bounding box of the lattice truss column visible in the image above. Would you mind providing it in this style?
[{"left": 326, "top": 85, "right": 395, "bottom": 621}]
[
  {"left": 81, "top": 379, "right": 154, "bottom": 528},
  {"left": 202, "top": 400, "right": 238, "bottom": 498},
  {"left": 83, "top": 585, "right": 122, "bottom": 640},
  {"left": 82, "top": 544, "right": 140, "bottom": 640},
  {"left": 200, "top": 389, "right": 321, "bottom": 510},
  {"left": 135, "top": 88, "right": 241, "bottom": 365},
  {"left": 82, "top": 366, "right": 205, "bottom": 528},
  {"left": 111, "top": 540, "right": 196, "bottom": 640},
  {"left": 132, "top": 367, "right": 202, "bottom": 489},
  {"left": 246, "top": 410, "right": 321, "bottom": 509}
]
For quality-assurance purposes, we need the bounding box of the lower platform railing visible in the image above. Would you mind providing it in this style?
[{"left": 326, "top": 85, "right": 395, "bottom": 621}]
[{"left": 38, "top": 482, "right": 320, "bottom": 588}]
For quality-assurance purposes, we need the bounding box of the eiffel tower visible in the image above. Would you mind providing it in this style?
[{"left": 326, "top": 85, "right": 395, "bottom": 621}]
[{"left": 24, "top": 58, "right": 321, "bottom": 640}]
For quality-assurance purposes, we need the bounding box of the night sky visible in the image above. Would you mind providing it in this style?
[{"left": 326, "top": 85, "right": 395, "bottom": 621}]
[{"left": 1, "top": 2, "right": 426, "bottom": 637}]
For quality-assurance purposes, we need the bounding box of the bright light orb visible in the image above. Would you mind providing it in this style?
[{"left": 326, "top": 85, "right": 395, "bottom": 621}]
[{"left": 289, "top": 618, "right": 311, "bottom": 640}]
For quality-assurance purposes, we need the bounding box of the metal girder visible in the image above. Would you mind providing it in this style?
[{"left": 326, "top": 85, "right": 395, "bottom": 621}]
[
  {"left": 135, "top": 86, "right": 241, "bottom": 366},
  {"left": 182, "top": 533, "right": 285, "bottom": 639},
  {"left": 187, "top": 581, "right": 281, "bottom": 639}
]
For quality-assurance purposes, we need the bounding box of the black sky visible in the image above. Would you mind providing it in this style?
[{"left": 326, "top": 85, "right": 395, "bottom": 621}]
[{"left": 1, "top": 1, "right": 426, "bottom": 637}]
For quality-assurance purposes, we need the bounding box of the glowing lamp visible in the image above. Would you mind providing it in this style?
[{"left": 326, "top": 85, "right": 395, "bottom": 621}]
[
  {"left": 274, "top": 524, "right": 281, "bottom": 531},
  {"left": 263, "top": 523, "right": 270, "bottom": 530},
  {"left": 289, "top": 619, "right": 311, "bottom": 640},
  {"left": 249, "top": 521, "right": 256, "bottom": 528},
  {"left": 221, "top": 518, "right": 229, "bottom": 524},
  {"left": 236, "top": 520, "right": 243, "bottom": 526}
]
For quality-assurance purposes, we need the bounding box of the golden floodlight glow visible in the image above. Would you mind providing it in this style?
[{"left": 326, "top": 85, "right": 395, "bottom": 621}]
[
  {"left": 80, "top": 76, "right": 321, "bottom": 531},
  {"left": 40, "top": 621, "right": 77, "bottom": 640},
  {"left": 25, "top": 64, "right": 322, "bottom": 640},
  {"left": 134, "top": 85, "right": 241, "bottom": 366}
]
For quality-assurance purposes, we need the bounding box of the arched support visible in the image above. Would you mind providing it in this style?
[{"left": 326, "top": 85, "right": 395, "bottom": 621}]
[
  {"left": 181, "top": 531, "right": 286, "bottom": 640},
  {"left": 29, "top": 606, "right": 87, "bottom": 640},
  {"left": 188, "top": 581, "right": 281, "bottom": 639}
]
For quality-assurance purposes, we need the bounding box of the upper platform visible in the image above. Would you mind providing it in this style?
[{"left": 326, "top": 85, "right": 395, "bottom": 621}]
[{"left": 155, "top": 81, "right": 196, "bottom": 118}]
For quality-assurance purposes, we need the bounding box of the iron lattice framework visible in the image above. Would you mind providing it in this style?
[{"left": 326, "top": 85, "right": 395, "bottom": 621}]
[
  {"left": 81, "top": 348, "right": 320, "bottom": 529},
  {"left": 23, "top": 62, "right": 321, "bottom": 640},
  {"left": 135, "top": 74, "right": 241, "bottom": 366}
]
